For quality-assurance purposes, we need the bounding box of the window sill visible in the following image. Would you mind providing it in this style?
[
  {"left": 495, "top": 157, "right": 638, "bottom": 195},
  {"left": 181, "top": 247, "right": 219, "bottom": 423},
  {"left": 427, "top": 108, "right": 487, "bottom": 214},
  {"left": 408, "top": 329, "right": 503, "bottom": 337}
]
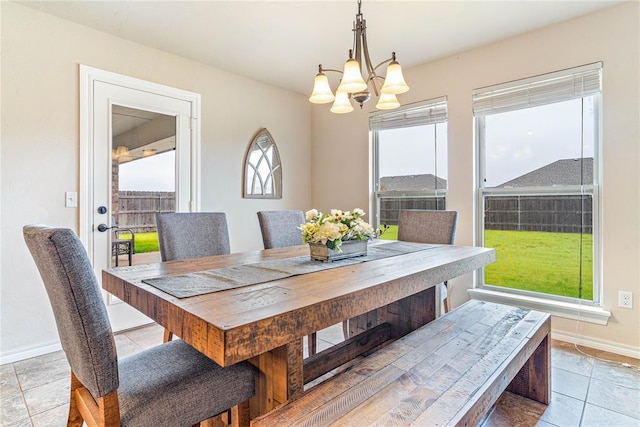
[{"left": 468, "top": 288, "right": 611, "bottom": 325}]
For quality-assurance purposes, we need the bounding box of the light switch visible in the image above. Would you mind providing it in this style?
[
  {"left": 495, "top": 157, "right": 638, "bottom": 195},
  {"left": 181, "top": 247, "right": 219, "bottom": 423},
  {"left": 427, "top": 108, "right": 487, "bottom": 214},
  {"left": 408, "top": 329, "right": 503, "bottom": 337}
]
[{"left": 65, "top": 192, "right": 78, "bottom": 208}]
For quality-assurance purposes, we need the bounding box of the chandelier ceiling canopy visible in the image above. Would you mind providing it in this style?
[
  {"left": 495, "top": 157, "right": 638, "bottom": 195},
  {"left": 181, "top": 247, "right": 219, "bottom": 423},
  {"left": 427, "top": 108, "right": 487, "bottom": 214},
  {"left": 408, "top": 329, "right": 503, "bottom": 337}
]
[{"left": 309, "top": 0, "right": 410, "bottom": 114}]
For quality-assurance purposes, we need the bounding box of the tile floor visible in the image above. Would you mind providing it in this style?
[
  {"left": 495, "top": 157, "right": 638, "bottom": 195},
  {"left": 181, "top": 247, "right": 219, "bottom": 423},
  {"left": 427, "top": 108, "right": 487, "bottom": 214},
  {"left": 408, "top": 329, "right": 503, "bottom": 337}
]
[{"left": 1, "top": 323, "right": 639, "bottom": 427}]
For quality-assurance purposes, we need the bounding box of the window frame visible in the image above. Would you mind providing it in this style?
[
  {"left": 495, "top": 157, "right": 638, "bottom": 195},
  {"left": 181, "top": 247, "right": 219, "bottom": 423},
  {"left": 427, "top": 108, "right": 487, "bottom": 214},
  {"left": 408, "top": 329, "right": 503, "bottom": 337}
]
[
  {"left": 474, "top": 64, "right": 603, "bottom": 308},
  {"left": 370, "top": 97, "right": 448, "bottom": 229}
]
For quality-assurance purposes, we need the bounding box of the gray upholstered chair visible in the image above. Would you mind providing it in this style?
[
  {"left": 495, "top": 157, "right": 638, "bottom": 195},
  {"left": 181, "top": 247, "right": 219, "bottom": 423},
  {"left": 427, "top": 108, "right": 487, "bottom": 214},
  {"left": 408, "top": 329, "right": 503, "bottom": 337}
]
[
  {"left": 256, "top": 210, "right": 318, "bottom": 355},
  {"left": 397, "top": 209, "right": 458, "bottom": 312},
  {"left": 23, "top": 225, "right": 255, "bottom": 427},
  {"left": 156, "top": 212, "right": 231, "bottom": 341},
  {"left": 156, "top": 212, "right": 231, "bottom": 262},
  {"left": 257, "top": 210, "right": 305, "bottom": 249}
]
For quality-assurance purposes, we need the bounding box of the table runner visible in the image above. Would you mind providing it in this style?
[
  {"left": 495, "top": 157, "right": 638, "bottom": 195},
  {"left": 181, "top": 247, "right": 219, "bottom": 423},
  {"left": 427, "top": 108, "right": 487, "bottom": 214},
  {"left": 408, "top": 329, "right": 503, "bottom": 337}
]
[{"left": 143, "top": 241, "right": 439, "bottom": 298}]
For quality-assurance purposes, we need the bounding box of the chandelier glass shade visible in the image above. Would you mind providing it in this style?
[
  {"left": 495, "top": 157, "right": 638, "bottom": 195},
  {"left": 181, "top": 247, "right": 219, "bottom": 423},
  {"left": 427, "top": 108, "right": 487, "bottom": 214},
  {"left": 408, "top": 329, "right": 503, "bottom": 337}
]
[
  {"left": 375, "top": 92, "right": 400, "bottom": 110},
  {"left": 330, "top": 89, "right": 355, "bottom": 114},
  {"left": 309, "top": 71, "right": 335, "bottom": 104},
  {"left": 309, "top": 0, "right": 409, "bottom": 113}
]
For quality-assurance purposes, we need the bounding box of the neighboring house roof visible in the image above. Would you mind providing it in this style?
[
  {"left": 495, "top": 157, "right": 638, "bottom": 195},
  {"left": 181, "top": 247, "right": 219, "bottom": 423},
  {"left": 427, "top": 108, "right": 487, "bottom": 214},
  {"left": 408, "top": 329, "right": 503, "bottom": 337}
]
[
  {"left": 497, "top": 158, "right": 593, "bottom": 188},
  {"left": 379, "top": 174, "right": 447, "bottom": 192}
]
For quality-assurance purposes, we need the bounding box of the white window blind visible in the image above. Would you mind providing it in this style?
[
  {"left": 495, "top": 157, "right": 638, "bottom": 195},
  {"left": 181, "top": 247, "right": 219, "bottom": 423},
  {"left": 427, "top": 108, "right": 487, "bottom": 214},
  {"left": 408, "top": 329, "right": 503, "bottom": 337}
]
[
  {"left": 473, "top": 62, "right": 602, "bottom": 116},
  {"left": 370, "top": 96, "right": 447, "bottom": 130}
]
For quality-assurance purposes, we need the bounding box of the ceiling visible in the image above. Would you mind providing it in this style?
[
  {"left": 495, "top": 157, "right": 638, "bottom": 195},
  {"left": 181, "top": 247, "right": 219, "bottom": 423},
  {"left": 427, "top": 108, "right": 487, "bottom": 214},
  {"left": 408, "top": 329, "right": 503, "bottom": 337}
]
[
  {"left": 18, "top": 0, "right": 622, "bottom": 96},
  {"left": 112, "top": 105, "right": 176, "bottom": 164}
]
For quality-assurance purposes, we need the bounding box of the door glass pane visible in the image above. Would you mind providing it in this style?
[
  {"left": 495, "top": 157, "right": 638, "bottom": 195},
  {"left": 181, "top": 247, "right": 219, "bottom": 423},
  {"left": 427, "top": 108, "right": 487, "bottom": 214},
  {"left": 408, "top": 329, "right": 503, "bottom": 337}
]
[{"left": 111, "top": 105, "right": 176, "bottom": 267}]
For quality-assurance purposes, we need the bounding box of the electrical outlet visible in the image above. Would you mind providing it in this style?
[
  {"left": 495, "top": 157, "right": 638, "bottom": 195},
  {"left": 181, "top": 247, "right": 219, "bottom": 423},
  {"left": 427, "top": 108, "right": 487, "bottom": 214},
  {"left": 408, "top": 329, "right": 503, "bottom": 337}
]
[{"left": 618, "top": 291, "right": 633, "bottom": 309}]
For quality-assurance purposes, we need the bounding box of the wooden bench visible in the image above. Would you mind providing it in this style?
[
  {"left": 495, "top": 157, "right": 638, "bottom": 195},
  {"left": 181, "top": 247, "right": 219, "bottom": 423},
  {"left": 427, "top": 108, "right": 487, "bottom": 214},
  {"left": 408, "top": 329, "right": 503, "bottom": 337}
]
[{"left": 251, "top": 300, "right": 551, "bottom": 426}]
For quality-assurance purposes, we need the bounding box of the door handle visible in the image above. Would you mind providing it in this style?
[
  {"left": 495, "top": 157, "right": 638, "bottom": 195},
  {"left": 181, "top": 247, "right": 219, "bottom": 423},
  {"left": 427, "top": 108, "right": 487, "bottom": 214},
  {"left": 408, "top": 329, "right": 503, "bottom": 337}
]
[{"left": 97, "top": 224, "right": 114, "bottom": 233}]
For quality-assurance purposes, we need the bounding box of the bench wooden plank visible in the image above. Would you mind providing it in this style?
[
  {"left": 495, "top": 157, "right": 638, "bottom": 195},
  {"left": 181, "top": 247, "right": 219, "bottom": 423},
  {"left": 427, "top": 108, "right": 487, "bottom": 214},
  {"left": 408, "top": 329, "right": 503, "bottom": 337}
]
[
  {"left": 251, "top": 301, "right": 551, "bottom": 427},
  {"left": 411, "top": 312, "right": 549, "bottom": 426},
  {"left": 339, "top": 308, "right": 547, "bottom": 426}
]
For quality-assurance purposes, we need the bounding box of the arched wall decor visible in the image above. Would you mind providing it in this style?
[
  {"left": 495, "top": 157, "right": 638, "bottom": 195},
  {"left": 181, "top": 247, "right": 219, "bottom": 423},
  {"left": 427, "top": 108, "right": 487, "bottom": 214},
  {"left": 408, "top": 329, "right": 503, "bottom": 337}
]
[{"left": 243, "top": 128, "right": 282, "bottom": 199}]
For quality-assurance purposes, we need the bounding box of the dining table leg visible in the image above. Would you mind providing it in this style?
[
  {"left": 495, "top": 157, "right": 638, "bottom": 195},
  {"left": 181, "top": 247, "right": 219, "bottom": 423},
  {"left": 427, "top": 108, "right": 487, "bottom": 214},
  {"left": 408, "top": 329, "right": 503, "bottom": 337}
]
[{"left": 248, "top": 338, "right": 304, "bottom": 419}]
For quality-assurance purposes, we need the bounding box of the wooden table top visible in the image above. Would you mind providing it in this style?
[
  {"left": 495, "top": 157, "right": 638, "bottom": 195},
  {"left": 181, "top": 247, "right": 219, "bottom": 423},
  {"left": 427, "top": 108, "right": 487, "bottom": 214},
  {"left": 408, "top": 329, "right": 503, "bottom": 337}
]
[{"left": 103, "top": 243, "right": 495, "bottom": 367}]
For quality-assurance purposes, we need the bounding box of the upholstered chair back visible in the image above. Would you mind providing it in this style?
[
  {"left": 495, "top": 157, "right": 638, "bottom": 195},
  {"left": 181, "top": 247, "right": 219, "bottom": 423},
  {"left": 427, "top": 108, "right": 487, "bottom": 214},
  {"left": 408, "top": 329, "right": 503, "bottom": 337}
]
[
  {"left": 156, "top": 212, "right": 231, "bottom": 261},
  {"left": 397, "top": 210, "right": 458, "bottom": 245},
  {"left": 257, "top": 210, "right": 305, "bottom": 249},
  {"left": 23, "top": 225, "right": 118, "bottom": 399}
]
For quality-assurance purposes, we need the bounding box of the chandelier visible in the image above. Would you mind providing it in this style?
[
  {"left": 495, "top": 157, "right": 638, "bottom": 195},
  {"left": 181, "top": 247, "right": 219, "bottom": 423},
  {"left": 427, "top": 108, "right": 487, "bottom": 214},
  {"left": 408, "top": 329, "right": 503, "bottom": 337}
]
[{"left": 308, "top": 0, "right": 409, "bottom": 114}]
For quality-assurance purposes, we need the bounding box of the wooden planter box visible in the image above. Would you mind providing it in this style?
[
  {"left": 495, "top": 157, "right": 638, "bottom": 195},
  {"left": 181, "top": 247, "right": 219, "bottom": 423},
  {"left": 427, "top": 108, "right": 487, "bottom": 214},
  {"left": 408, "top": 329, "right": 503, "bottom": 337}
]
[{"left": 309, "top": 240, "right": 367, "bottom": 262}]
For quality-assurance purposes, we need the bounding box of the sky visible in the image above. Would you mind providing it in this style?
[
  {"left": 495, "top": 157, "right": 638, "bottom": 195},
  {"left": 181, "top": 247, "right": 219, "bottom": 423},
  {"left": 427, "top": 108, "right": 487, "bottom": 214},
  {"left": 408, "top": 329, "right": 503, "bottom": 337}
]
[
  {"left": 378, "top": 97, "right": 595, "bottom": 188},
  {"left": 378, "top": 123, "right": 448, "bottom": 179},
  {"left": 119, "top": 151, "right": 175, "bottom": 191}
]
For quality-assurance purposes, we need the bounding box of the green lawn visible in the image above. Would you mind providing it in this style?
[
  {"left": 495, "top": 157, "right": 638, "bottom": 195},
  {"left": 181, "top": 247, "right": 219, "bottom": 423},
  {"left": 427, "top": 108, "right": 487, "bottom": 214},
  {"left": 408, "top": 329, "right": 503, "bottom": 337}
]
[
  {"left": 378, "top": 224, "right": 398, "bottom": 240},
  {"left": 484, "top": 229, "right": 593, "bottom": 300},
  {"left": 380, "top": 225, "right": 593, "bottom": 300},
  {"left": 122, "top": 231, "right": 159, "bottom": 253}
]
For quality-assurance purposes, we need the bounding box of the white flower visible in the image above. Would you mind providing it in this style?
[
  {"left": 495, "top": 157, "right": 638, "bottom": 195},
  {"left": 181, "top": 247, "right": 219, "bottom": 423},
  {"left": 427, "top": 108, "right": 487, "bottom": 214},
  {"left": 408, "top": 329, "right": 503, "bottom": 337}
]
[
  {"left": 317, "top": 222, "right": 343, "bottom": 244},
  {"left": 305, "top": 209, "right": 319, "bottom": 222},
  {"left": 299, "top": 208, "right": 375, "bottom": 249},
  {"left": 329, "top": 209, "right": 344, "bottom": 221}
]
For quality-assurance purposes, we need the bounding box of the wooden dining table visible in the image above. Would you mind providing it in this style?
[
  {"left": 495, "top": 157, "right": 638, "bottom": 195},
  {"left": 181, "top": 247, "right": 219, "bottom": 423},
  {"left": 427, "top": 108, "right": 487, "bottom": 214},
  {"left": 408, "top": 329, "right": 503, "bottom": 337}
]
[{"left": 102, "top": 242, "right": 495, "bottom": 419}]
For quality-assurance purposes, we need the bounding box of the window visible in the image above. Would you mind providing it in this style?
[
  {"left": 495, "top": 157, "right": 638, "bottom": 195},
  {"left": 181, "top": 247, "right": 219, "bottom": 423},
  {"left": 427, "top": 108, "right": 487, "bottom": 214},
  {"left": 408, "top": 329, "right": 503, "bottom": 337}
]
[
  {"left": 243, "top": 128, "right": 282, "bottom": 199},
  {"left": 474, "top": 63, "right": 601, "bottom": 304},
  {"left": 371, "top": 98, "right": 448, "bottom": 239}
]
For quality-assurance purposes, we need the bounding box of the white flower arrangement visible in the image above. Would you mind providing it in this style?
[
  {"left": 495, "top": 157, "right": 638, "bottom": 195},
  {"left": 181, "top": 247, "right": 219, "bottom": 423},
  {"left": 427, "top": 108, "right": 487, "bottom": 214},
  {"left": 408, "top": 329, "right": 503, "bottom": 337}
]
[{"left": 299, "top": 208, "right": 376, "bottom": 251}]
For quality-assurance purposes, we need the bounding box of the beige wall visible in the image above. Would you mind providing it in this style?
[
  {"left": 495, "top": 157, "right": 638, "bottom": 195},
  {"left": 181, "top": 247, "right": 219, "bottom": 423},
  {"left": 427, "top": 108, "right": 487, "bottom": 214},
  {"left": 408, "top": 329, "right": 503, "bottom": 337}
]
[
  {"left": 2, "top": 1, "right": 638, "bottom": 361},
  {"left": 311, "top": 2, "right": 640, "bottom": 353},
  {"left": 0, "top": 2, "right": 311, "bottom": 360}
]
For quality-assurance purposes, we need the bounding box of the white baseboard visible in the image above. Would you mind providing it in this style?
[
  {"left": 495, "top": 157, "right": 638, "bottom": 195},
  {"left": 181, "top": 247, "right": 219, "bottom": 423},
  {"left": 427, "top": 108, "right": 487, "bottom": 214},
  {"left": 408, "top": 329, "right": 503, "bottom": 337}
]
[
  {"left": 0, "top": 341, "right": 63, "bottom": 366},
  {"left": 552, "top": 329, "right": 640, "bottom": 360}
]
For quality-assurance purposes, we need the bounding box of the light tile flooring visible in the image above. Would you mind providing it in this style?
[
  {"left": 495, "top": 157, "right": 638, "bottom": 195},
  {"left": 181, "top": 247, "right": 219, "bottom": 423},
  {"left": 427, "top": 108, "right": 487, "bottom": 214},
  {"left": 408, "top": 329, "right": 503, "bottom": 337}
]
[{"left": 2, "top": 323, "right": 639, "bottom": 426}]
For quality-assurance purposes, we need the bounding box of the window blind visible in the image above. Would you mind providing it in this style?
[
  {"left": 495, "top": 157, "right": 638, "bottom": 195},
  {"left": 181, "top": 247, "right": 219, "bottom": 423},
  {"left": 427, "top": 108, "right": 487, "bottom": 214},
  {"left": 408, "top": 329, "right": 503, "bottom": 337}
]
[
  {"left": 370, "top": 96, "right": 447, "bottom": 130},
  {"left": 473, "top": 62, "right": 602, "bottom": 116}
]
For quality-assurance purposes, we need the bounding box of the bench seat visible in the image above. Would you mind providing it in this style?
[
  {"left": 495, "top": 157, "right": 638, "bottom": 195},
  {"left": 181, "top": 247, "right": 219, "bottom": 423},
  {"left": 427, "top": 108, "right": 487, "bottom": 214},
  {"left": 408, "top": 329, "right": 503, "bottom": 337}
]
[{"left": 252, "top": 300, "right": 550, "bottom": 427}]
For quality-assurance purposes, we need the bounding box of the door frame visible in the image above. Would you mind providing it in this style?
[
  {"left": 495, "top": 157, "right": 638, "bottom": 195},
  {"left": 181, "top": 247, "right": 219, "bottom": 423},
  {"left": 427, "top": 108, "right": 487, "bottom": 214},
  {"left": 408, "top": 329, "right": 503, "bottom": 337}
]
[
  {"left": 80, "top": 65, "right": 201, "bottom": 251},
  {"left": 79, "top": 65, "right": 201, "bottom": 275}
]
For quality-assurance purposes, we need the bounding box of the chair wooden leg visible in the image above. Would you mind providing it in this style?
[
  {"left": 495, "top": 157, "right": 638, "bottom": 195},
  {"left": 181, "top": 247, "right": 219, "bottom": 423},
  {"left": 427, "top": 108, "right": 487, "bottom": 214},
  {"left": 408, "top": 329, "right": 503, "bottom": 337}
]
[
  {"left": 201, "top": 402, "right": 249, "bottom": 427},
  {"left": 308, "top": 332, "right": 317, "bottom": 356},
  {"left": 163, "top": 328, "right": 174, "bottom": 342},
  {"left": 230, "top": 401, "right": 250, "bottom": 427},
  {"left": 443, "top": 281, "right": 450, "bottom": 313},
  {"left": 71, "top": 371, "right": 120, "bottom": 427},
  {"left": 67, "top": 373, "right": 84, "bottom": 427}
]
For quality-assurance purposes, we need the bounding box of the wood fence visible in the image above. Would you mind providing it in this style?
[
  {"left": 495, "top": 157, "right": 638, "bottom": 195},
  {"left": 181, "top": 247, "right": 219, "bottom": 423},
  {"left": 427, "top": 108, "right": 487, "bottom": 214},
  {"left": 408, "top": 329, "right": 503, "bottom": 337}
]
[
  {"left": 115, "top": 192, "right": 591, "bottom": 234},
  {"left": 380, "top": 195, "right": 592, "bottom": 233},
  {"left": 483, "top": 195, "right": 592, "bottom": 233},
  {"left": 114, "top": 191, "right": 175, "bottom": 232}
]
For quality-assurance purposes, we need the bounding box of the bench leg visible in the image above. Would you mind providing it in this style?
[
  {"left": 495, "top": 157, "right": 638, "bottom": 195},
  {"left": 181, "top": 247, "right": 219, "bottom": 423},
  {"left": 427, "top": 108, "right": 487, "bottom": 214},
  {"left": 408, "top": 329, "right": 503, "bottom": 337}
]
[{"left": 507, "top": 334, "right": 551, "bottom": 404}]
